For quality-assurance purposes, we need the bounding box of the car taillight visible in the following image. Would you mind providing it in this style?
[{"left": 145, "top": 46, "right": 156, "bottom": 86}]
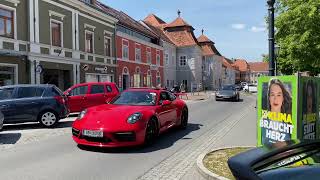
[{"left": 54, "top": 96, "right": 65, "bottom": 104}]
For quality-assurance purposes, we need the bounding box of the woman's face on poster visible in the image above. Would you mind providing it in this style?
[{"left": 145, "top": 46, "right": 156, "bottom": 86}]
[
  {"left": 307, "top": 85, "right": 313, "bottom": 113},
  {"left": 270, "top": 84, "right": 284, "bottom": 113}
]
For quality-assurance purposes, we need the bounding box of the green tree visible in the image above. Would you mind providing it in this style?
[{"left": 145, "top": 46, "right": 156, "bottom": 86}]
[
  {"left": 275, "top": 0, "right": 320, "bottom": 75},
  {"left": 262, "top": 54, "right": 269, "bottom": 62}
]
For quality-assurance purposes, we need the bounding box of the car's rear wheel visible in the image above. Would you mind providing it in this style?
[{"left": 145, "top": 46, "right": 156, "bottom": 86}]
[
  {"left": 39, "top": 111, "right": 58, "bottom": 127},
  {"left": 144, "top": 118, "right": 158, "bottom": 146},
  {"left": 179, "top": 107, "right": 188, "bottom": 130}
]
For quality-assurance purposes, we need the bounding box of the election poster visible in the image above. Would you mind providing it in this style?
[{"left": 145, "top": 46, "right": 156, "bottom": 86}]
[
  {"left": 298, "top": 77, "right": 319, "bottom": 140},
  {"left": 257, "top": 76, "right": 298, "bottom": 146}
]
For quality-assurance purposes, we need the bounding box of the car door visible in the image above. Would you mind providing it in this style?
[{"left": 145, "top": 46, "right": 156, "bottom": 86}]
[
  {"left": 0, "top": 87, "right": 16, "bottom": 123},
  {"left": 157, "top": 91, "right": 175, "bottom": 130},
  {"left": 13, "top": 87, "right": 43, "bottom": 122},
  {"left": 67, "top": 85, "right": 88, "bottom": 112},
  {"left": 85, "top": 84, "right": 106, "bottom": 108},
  {"left": 105, "top": 84, "right": 116, "bottom": 103},
  {"left": 168, "top": 91, "right": 179, "bottom": 122}
]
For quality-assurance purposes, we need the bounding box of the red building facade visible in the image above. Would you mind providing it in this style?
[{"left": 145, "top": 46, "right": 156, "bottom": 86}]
[
  {"left": 116, "top": 34, "right": 163, "bottom": 90},
  {"left": 100, "top": 5, "right": 164, "bottom": 90}
]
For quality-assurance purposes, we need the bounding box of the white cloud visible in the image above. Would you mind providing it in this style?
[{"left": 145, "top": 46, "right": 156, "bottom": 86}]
[
  {"left": 231, "top": 23, "right": 246, "bottom": 30},
  {"left": 250, "top": 26, "right": 265, "bottom": 32}
]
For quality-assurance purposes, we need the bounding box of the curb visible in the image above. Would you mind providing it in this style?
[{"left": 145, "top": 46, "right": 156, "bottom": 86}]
[{"left": 196, "top": 146, "right": 255, "bottom": 180}]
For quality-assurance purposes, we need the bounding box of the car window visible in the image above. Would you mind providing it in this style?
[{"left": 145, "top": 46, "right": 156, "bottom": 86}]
[
  {"left": 35, "top": 88, "right": 45, "bottom": 97},
  {"left": 159, "top": 92, "right": 170, "bottom": 103},
  {"left": 90, "top": 85, "right": 105, "bottom": 94},
  {"left": 222, "top": 85, "right": 235, "bottom": 90},
  {"left": 168, "top": 92, "right": 176, "bottom": 101},
  {"left": 106, "top": 85, "right": 112, "bottom": 93},
  {"left": 44, "top": 87, "right": 61, "bottom": 97},
  {"left": 112, "top": 91, "right": 156, "bottom": 106},
  {"left": 17, "top": 87, "right": 39, "bottom": 98},
  {"left": 0, "top": 88, "right": 14, "bottom": 100},
  {"left": 70, "top": 86, "right": 88, "bottom": 96}
]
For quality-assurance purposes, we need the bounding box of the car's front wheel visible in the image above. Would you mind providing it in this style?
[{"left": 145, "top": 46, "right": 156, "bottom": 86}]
[
  {"left": 144, "top": 118, "right": 158, "bottom": 146},
  {"left": 39, "top": 111, "right": 58, "bottom": 127}
]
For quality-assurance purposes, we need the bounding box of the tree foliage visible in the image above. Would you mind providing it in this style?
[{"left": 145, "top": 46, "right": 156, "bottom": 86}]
[
  {"left": 262, "top": 54, "right": 269, "bottom": 63},
  {"left": 275, "top": 0, "right": 320, "bottom": 75}
]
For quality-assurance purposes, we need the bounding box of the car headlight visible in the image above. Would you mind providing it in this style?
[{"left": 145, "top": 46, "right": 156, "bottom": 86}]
[
  {"left": 127, "top": 112, "right": 142, "bottom": 124},
  {"left": 78, "top": 109, "right": 87, "bottom": 120}
]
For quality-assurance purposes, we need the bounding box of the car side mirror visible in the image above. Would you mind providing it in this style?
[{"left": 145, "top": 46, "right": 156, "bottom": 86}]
[
  {"left": 64, "top": 92, "right": 71, "bottom": 97},
  {"left": 162, "top": 100, "right": 171, "bottom": 106}
]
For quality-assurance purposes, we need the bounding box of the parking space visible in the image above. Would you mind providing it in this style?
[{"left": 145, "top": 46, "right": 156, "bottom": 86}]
[{"left": 0, "top": 117, "right": 76, "bottom": 151}]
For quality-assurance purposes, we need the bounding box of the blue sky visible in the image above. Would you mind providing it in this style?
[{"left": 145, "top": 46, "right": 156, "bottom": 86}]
[{"left": 101, "top": 0, "right": 268, "bottom": 62}]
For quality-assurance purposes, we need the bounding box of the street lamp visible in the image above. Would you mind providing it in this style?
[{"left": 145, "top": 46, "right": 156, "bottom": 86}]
[{"left": 267, "top": 0, "right": 275, "bottom": 76}]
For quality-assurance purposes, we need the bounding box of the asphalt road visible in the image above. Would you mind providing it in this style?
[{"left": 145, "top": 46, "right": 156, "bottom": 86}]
[{"left": 0, "top": 94, "right": 256, "bottom": 180}]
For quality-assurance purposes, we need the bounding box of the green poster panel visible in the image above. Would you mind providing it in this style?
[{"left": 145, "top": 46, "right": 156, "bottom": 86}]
[
  {"left": 298, "top": 77, "right": 319, "bottom": 140},
  {"left": 257, "top": 76, "right": 298, "bottom": 146}
]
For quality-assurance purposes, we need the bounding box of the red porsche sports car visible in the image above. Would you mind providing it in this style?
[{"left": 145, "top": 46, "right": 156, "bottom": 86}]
[{"left": 72, "top": 88, "right": 188, "bottom": 148}]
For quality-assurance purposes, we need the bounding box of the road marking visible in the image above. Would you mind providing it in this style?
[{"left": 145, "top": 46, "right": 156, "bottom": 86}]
[{"left": 137, "top": 101, "right": 255, "bottom": 180}]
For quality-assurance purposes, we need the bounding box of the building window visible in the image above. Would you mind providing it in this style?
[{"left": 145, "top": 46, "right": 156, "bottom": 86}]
[
  {"left": 122, "top": 40, "right": 129, "bottom": 60},
  {"left": 0, "top": 64, "right": 17, "bottom": 86},
  {"left": 180, "top": 56, "right": 187, "bottom": 66},
  {"left": 105, "top": 37, "right": 111, "bottom": 57},
  {"left": 0, "top": 7, "right": 13, "bottom": 38},
  {"left": 51, "top": 20, "right": 62, "bottom": 47},
  {"left": 147, "top": 70, "right": 152, "bottom": 87},
  {"left": 156, "top": 54, "right": 160, "bottom": 66},
  {"left": 146, "top": 48, "right": 151, "bottom": 64},
  {"left": 85, "top": 73, "right": 113, "bottom": 83},
  {"left": 135, "top": 46, "right": 141, "bottom": 62},
  {"left": 85, "top": 31, "right": 94, "bottom": 53},
  {"left": 165, "top": 53, "right": 169, "bottom": 65}
]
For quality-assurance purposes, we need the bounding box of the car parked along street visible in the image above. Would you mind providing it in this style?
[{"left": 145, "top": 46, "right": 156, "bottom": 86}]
[
  {"left": 0, "top": 84, "right": 69, "bottom": 128},
  {"left": 64, "top": 82, "right": 119, "bottom": 113}
]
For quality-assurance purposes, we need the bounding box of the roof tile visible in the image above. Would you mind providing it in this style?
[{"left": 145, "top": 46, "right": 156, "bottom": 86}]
[
  {"left": 248, "top": 62, "right": 269, "bottom": 72},
  {"left": 233, "top": 59, "right": 250, "bottom": 71}
]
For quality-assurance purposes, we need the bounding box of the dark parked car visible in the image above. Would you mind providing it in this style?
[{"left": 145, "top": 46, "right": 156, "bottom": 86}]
[
  {"left": 228, "top": 140, "right": 320, "bottom": 180},
  {"left": 215, "top": 85, "right": 240, "bottom": 101},
  {"left": 0, "top": 84, "right": 69, "bottom": 128}
]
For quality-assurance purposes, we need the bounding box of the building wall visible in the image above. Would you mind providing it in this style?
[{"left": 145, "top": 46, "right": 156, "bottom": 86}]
[
  {"left": 176, "top": 46, "right": 203, "bottom": 92},
  {"left": 163, "top": 41, "right": 176, "bottom": 89},
  {"left": 250, "top": 71, "right": 268, "bottom": 84},
  {"left": 39, "top": 0, "right": 73, "bottom": 48},
  {"left": 116, "top": 33, "right": 164, "bottom": 90},
  {"left": 212, "top": 55, "right": 223, "bottom": 89},
  {"left": 0, "top": 0, "right": 118, "bottom": 90}
]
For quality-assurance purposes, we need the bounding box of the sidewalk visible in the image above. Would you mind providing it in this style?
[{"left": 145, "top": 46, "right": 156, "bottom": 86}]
[
  {"left": 179, "top": 91, "right": 215, "bottom": 101},
  {"left": 181, "top": 96, "right": 257, "bottom": 180}
]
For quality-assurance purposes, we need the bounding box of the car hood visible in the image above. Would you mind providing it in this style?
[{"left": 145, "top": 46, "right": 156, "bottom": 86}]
[
  {"left": 78, "top": 104, "right": 153, "bottom": 129},
  {"left": 217, "top": 90, "right": 236, "bottom": 96}
]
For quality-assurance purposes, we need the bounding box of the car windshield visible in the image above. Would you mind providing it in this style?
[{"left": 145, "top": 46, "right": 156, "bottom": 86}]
[
  {"left": 0, "top": 88, "right": 14, "bottom": 100},
  {"left": 111, "top": 91, "right": 157, "bottom": 106},
  {"left": 221, "top": 85, "right": 235, "bottom": 91}
]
